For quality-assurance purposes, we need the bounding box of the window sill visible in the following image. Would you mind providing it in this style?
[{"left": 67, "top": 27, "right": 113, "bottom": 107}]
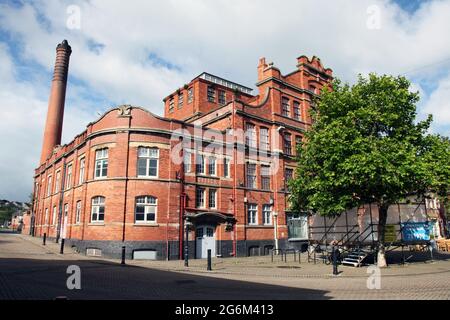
[
  {"left": 288, "top": 238, "right": 308, "bottom": 242},
  {"left": 88, "top": 223, "right": 105, "bottom": 226},
  {"left": 246, "top": 225, "right": 274, "bottom": 228},
  {"left": 136, "top": 176, "right": 159, "bottom": 179},
  {"left": 133, "top": 223, "right": 159, "bottom": 227}
]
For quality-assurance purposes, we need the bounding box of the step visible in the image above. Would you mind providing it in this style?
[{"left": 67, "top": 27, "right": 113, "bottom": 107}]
[
  {"left": 342, "top": 261, "right": 360, "bottom": 267},
  {"left": 343, "top": 258, "right": 361, "bottom": 262}
]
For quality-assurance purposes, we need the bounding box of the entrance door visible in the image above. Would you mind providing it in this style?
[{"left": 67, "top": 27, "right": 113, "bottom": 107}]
[{"left": 196, "top": 225, "right": 216, "bottom": 259}]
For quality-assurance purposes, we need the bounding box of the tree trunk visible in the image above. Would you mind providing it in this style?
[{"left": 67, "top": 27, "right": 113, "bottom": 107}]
[{"left": 377, "top": 204, "right": 389, "bottom": 268}]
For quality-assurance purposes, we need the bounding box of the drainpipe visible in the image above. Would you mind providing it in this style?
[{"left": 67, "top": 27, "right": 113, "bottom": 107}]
[
  {"left": 232, "top": 102, "right": 237, "bottom": 257},
  {"left": 56, "top": 159, "right": 67, "bottom": 243},
  {"left": 121, "top": 118, "right": 131, "bottom": 244},
  {"left": 179, "top": 139, "right": 186, "bottom": 260},
  {"left": 273, "top": 211, "right": 279, "bottom": 251}
]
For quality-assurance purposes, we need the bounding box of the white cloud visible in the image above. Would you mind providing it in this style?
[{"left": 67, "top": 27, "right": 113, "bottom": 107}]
[{"left": 0, "top": 0, "right": 450, "bottom": 201}]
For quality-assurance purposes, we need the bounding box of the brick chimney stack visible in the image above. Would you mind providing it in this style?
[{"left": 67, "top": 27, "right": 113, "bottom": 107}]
[{"left": 40, "top": 40, "right": 72, "bottom": 164}]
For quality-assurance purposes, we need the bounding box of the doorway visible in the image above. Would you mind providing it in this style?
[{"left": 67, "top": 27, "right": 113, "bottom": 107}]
[{"left": 196, "top": 225, "right": 216, "bottom": 259}]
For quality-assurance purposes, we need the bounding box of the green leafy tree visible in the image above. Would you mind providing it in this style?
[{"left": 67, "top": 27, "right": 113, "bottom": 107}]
[{"left": 290, "top": 73, "right": 442, "bottom": 267}]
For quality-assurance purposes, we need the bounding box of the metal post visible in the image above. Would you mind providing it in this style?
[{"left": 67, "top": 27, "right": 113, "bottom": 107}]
[
  {"left": 184, "top": 220, "right": 189, "bottom": 267},
  {"left": 207, "top": 249, "right": 212, "bottom": 271},
  {"left": 43, "top": 233, "right": 47, "bottom": 246},
  {"left": 332, "top": 245, "right": 338, "bottom": 275},
  {"left": 59, "top": 238, "right": 65, "bottom": 254},
  {"left": 121, "top": 246, "right": 126, "bottom": 265},
  {"left": 271, "top": 249, "right": 274, "bottom": 263}
]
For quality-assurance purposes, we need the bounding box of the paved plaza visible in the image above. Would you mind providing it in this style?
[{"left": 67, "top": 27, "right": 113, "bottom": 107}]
[{"left": 0, "top": 232, "right": 449, "bottom": 299}]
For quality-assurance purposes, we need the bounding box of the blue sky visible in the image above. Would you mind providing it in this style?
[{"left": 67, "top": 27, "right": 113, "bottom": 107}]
[{"left": 0, "top": 0, "right": 450, "bottom": 201}]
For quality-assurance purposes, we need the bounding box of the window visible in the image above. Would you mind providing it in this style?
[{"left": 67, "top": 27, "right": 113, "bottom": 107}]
[
  {"left": 135, "top": 196, "right": 157, "bottom": 223},
  {"left": 64, "top": 203, "right": 69, "bottom": 217},
  {"left": 246, "top": 163, "right": 257, "bottom": 189},
  {"left": 282, "top": 97, "right": 290, "bottom": 117},
  {"left": 178, "top": 93, "right": 184, "bottom": 108},
  {"left": 75, "top": 201, "right": 82, "bottom": 224},
  {"left": 209, "top": 189, "right": 217, "bottom": 209},
  {"left": 169, "top": 98, "right": 174, "bottom": 112},
  {"left": 45, "top": 208, "right": 49, "bottom": 225},
  {"left": 218, "top": 90, "right": 226, "bottom": 105},
  {"left": 95, "top": 149, "right": 108, "bottom": 178},
  {"left": 295, "top": 136, "right": 302, "bottom": 155},
  {"left": 65, "top": 164, "right": 72, "bottom": 189},
  {"left": 91, "top": 196, "right": 105, "bottom": 223},
  {"left": 293, "top": 101, "right": 301, "bottom": 120},
  {"left": 284, "top": 133, "right": 292, "bottom": 155},
  {"left": 183, "top": 150, "right": 191, "bottom": 173},
  {"left": 138, "top": 147, "right": 159, "bottom": 177},
  {"left": 79, "top": 158, "right": 85, "bottom": 184},
  {"left": 247, "top": 204, "right": 257, "bottom": 225},
  {"left": 55, "top": 170, "right": 61, "bottom": 193},
  {"left": 46, "top": 176, "right": 52, "bottom": 197},
  {"left": 207, "top": 86, "right": 215, "bottom": 102},
  {"left": 263, "top": 204, "right": 272, "bottom": 225},
  {"left": 310, "top": 86, "right": 317, "bottom": 94},
  {"left": 261, "top": 165, "right": 271, "bottom": 190},
  {"left": 285, "top": 168, "right": 294, "bottom": 191},
  {"left": 208, "top": 156, "right": 216, "bottom": 176},
  {"left": 196, "top": 154, "right": 205, "bottom": 174},
  {"left": 187, "top": 88, "right": 193, "bottom": 104},
  {"left": 224, "top": 158, "right": 230, "bottom": 178},
  {"left": 260, "top": 127, "right": 269, "bottom": 151},
  {"left": 52, "top": 206, "right": 57, "bottom": 225},
  {"left": 245, "top": 123, "right": 257, "bottom": 148},
  {"left": 287, "top": 213, "right": 308, "bottom": 240},
  {"left": 196, "top": 188, "right": 205, "bottom": 208}
]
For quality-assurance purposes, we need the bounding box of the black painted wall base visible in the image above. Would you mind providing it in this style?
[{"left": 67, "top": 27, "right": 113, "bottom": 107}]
[{"left": 39, "top": 237, "right": 307, "bottom": 261}]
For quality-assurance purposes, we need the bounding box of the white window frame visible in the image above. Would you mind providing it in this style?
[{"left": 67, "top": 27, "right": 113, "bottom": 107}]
[
  {"left": 46, "top": 176, "right": 52, "bottom": 197},
  {"left": 187, "top": 88, "right": 193, "bottom": 104},
  {"left": 245, "top": 123, "right": 257, "bottom": 148},
  {"left": 79, "top": 157, "right": 85, "bottom": 184},
  {"left": 52, "top": 206, "right": 57, "bottom": 225},
  {"left": 75, "top": 201, "right": 82, "bottom": 224},
  {"left": 137, "top": 147, "right": 159, "bottom": 178},
  {"left": 66, "top": 164, "right": 72, "bottom": 190},
  {"left": 261, "top": 165, "right": 271, "bottom": 190},
  {"left": 183, "top": 150, "right": 192, "bottom": 173},
  {"left": 260, "top": 127, "right": 269, "bottom": 151},
  {"left": 247, "top": 204, "right": 258, "bottom": 225},
  {"left": 94, "top": 149, "right": 108, "bottom": 179},
  {"left": 135, "top": 196, "right": 157, "bottom": 224},
  {"left": 282, "top": 97, "right": 290, "bottom": 117},
  {"left": 208, "top": 156, "right": 216, "bottom": 176},
  {"left": 209, "top": 189, "right": 217, "bottom": 209},
  {"left": 263, "top": 204, "right": 272, "bottom": 225},
  {"left": 55, "top": 170, "right": 61, "bottom": 193},
  {"left": 246, "top": 163, "right": 257, "bottom": 189},
  {"left": 196, "top": 154, "right": 205, "bottom": 174},
  {"left": 91, "top": 196, "right": 105, "bottom": 223},
  {"left": 224, "top": 158, "right": 231, "bottom": 178},
  {"left": 196, "top": 188, "right": 205, "bottom": 208}
]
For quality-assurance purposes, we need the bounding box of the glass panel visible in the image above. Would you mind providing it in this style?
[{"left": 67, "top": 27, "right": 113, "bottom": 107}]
[
  {"left": 196, "top": 228, "right": 204, "bottom": 238},
  {"left": 138, "top": 158, "right": 147, "bottom": 176},
  {"left": 206, "top": 228, "right": 214, "bottom": 237}
]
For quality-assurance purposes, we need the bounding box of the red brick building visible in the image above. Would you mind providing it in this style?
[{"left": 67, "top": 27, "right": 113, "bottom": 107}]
[{"left": 29, "top": 40, "right": 332, "bottom": 260}]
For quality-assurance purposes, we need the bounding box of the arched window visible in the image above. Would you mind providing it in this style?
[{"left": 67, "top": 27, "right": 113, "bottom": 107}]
[
  {"left": 91, "top": 196, "right": 105, "bottom": 222},
  {"left": 135, "top": 196, "right": 157, "bottom": 223}
]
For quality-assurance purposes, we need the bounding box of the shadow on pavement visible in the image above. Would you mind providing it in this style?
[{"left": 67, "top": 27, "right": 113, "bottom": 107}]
[{"left": 0, "top": 258, "right": 330, "bottom": 300}]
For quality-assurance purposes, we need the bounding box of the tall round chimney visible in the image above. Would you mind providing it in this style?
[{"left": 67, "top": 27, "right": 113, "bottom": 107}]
[{"left": 40, "top": 40, "right": 72, "bottom": 164}]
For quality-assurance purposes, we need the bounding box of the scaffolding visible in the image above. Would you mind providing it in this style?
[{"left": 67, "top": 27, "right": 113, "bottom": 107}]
[{"left": 306, "top": 196, "right": 433, "bottom": 265}]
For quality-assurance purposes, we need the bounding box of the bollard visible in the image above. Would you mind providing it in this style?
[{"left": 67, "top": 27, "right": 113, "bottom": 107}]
[
  {"left": 43, "top": 233, "right": 47, "bottom": 246},
  {"left": 121, "top": 246, "right": 126, "bottom": 265},
  {"left": 332, "top": 245, "right": 338, "bottom": 275},
  {"left": 60, "top": 238, "right": 65, "bottom": 254},
  {"left": 207, "top": 249, "right": 212, "bottom": 271},
  {"left": 271, "top": 249, "right": 274, "bottom": 263}
]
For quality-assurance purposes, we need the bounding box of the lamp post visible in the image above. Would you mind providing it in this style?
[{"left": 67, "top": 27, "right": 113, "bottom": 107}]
[
  {"left": 273, "top": 211, "right": 279, "bottom": 252},
  {"left": 184, "top": 219, "right": 192, "bottom": 267}
]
